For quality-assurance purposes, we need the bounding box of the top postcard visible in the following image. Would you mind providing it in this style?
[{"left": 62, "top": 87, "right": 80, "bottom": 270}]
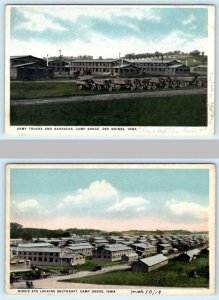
[{"left": 5, "top": 4, "right": 215, "bottom": 137}]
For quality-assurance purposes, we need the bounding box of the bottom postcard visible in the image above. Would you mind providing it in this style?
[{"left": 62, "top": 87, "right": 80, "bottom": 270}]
[{"left": 5, "top": 163, "right": 215, "bottom": 295}]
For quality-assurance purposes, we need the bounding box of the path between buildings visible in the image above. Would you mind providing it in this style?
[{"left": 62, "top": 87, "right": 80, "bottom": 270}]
[
  {"left": 12, "top": 264, "right": 131, "bottom": 289},
  {"left": 11, "top": 88, "right": 207, "bottom": 106}
]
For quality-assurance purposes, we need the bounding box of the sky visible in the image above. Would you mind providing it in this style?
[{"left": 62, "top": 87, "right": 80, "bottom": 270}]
[
  {"left": 10, "top": 166, "right": 210, "bottom": 232},
  {"left": 9, "top": 5, "right": 209, "bottom": 58}
]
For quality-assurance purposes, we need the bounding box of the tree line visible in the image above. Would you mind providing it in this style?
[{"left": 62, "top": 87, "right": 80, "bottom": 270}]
[{"left": 10, "top": 223, "right": 207, "bottom": 241}]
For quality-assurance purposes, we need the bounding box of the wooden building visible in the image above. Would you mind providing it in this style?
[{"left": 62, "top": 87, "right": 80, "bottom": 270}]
[
  {"left": 157, "top": 243, "right": 173, "bottom": 254},
  {"left": 131, "top": 243, "right": 157, "bottom": 256},
  {"left": 70, "top": 58, "right": 140, "bottom": 77},
  {"left": 93, "top": 244, "right": 133, "bottom": 262},
  {"left": 48, "top": 59, "right": 70, "bottom": 75},
  {"left": 122, "top": 253, "right": 138, "bottom": 263},
  {"left": 192, "top": 65, "right": 207, "bottom": 75},
  {"left": 178, "top": 248, "right": 201, "bottom": 262},
  {"left": 10, "top": 55, "right": 54, "bottom": 80},
  {"left": 128, "top": 59, "right": 190, "bottom": 76},
  {"left": 65, "top": 243, "right": 94, "bottom": 257},
  {"left": 16, "top": 246, "right": 85, "bottom": 266},
  {"left": 70, "top": 58, "right": 189, "bottom": 77},
  {"left": 132, "top": 254, "right": 168, "bottom": 272}
]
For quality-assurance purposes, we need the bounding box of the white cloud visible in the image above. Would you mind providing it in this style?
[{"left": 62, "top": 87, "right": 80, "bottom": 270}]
[
  {"left": 16, "top": 199, "right": 40, "bottom": 212},
  {"left": 14, "top": 6, "right": 160, "bottom": 30},
  {"left": 14, "top": 7, "right": 67, "bottom": 32},
  {"left": 59, "top": 180, "right": 118, "bottom": 208},
  {"left": 166, "top": 199, "right": 208, "bottom": 220},
  {"left": 10, "top": 28, "right": 209, "bottom": 59},
  {"left": 182, "top": 14, "right": 196, "bottom": 25},
  {"left": 107, "top": 196, "right": 150, "bottom": 212}
]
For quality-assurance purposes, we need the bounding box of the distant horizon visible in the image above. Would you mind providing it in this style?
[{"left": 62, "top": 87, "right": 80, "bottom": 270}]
[
  {"left": 10, "top": 51, "right": 208, "bottom": 61},
  {"left": 10, "top": 222, "right": 208, "bottom": 234}
]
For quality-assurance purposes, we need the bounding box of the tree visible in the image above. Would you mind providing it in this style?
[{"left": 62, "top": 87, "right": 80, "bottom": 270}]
[
  {"left": 190, "top": 50, "right": 200, "bottom": 56},
  {"left": 10, "top": 223, "right": 23, "bottom": 238}
]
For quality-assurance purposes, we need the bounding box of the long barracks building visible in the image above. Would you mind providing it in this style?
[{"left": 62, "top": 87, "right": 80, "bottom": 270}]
[{"left": 70, "top": 58, "right": 190, "bottom": 77}]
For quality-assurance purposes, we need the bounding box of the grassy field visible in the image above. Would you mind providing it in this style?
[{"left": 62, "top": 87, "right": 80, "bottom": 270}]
[
  {"left": 39, "top": 259, "right": 124, "bottom": 273},
  {"left": 61, "top": 253, "right": 209, "bottom": 288},
  {"left": 10, "top": 82, "right": 96, "bottom": 100},
  {"left": 10, "top": 94, "right": 207, "bottom": 126}
]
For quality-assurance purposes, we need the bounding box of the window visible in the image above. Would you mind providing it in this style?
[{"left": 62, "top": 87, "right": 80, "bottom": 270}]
[
  {"left": 39, "top": 252, "right": 42, "bottom": 256},
  {"left": 38, "top": 257, "right": 42, "bottom": 262},
  {"left": 50, "top": 258, "right": 53, "bottom": 262},
  {"left": 34, "top": 258, "right": 36, "bottom": 261},
  {"left": 49, "top": 253, "right": 53, "bottom": 256},
  {"left": 44, "top": 258, "right": 47, "bottom": 262}
]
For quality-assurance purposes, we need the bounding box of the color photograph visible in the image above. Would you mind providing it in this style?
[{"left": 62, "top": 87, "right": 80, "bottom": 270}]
[
  {"left": 6, "top": 164, "right": 215, "bottom": 295},
  {"left": 5, "top": 5, "right": 215, "bottom": 136}
]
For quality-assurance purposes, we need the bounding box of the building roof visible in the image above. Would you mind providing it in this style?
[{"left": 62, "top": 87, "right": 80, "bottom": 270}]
[
  {"left": 105, "top": 244, "right": 131, "bottom": 252},
  {"left": 140, "top": 254, "right": 168, "bottom": 266},
  {"left": 11, "top": 55, "right": 46, "bottom": 61},
  {"left": 72, "top": 59, "right": 118, "bottom": 63},
  {"left": 132, "top": 243, "right": 154, "bottom": 248},
  {"left": 185, "top": 249, "right": 201, "bottom": 257},
  {"left": 168, "top": 64, "right": 185, "bottom": 69},
  {"left": 18, "top": 243, "right": 54, "bottom": 248},
  {"left": 12, "top": 62, "right": 38, "bottom": 68},
  {"left": 159, "top": 243, "right": 172, "bottom": 247},
  {"left": 128, "top": 59, "right": 177, "bottom": 64},
  {"left": 67, "top": 245, "right": 94, "bottom": 250},
  {"left": 18, "top": 247, "right": 62, "bottom": 253},
  {"left": 11, "top": 55, "right": 31, "bottom": 59}
]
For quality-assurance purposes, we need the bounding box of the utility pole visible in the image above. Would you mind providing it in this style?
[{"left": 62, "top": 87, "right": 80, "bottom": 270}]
[
  {"left": 59, "top": 49, "right": 62, "bottom": 76},
  {"left": 118, "top": 52, "right": 121, "bottom": 76},
  {"left": 161, "top": 53, "right": 164, "bottom": 77}
]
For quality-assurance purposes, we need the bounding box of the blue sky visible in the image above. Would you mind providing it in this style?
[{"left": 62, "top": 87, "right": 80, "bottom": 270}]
[
  {"left": 10, "top": 166, "right": 209, "bottom": 231},
  {"left": 9, "top": 5, "right": 209, "bottom": 58}
]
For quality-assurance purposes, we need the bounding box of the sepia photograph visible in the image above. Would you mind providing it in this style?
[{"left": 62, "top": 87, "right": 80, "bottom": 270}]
[
  {"left": 5, "top": 4, "right": 215, "bottom": 136},
  {"left": 6, "top": 164, "right": 215, "bottom": 295}
]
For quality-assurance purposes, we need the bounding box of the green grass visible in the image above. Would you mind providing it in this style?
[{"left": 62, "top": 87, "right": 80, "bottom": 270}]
[
  {"left": 60, "top": 253, "right": 209, "bottom": 288},
  {"left": 10, "top": 82, "right": 96, "bottom": 100},
  {"left": 10, "top": 94, "right": 207, "bottom": 126},
  {"left": 38, "top": 259, "right": 124, "bottom": 273}
]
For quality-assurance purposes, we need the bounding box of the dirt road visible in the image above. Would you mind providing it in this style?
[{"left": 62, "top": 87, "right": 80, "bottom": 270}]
[
  {"left": 11, "top": 88, "right": 207, "bottom": 106},
  {"left": 11, "top": 264, "right": 131, "bottom": 289}
]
